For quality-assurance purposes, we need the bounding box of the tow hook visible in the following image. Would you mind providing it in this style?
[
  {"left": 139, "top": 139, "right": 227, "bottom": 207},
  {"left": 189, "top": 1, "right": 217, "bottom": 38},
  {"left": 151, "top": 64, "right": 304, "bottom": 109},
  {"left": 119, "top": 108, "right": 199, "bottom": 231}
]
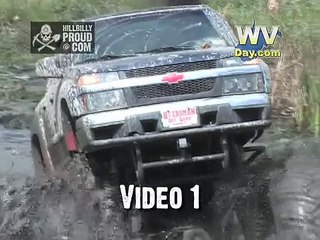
[{"left": 177, "top": 138, "right": 192, "bottom": 161}]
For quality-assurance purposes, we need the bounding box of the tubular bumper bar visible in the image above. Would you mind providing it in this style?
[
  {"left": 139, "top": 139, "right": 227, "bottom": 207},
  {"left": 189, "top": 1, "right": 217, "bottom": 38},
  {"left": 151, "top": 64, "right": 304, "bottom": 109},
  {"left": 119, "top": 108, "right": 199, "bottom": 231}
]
[{"left": 78, "top": 120, "right": 271, "bottom": 152}]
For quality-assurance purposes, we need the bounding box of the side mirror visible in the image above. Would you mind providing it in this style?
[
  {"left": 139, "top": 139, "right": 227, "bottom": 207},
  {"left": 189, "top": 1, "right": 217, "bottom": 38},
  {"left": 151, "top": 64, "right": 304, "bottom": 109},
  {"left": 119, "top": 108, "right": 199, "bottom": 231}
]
[{"left": 35, "top": 54, "right": 76, "bottom": 78}]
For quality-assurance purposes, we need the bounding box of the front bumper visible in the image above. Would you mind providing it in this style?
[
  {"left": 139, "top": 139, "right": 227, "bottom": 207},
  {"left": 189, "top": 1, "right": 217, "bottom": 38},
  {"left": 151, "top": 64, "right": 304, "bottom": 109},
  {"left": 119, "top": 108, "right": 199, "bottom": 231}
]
[{"left": 76, "top": 93, "right": 271, "bottom": 153}]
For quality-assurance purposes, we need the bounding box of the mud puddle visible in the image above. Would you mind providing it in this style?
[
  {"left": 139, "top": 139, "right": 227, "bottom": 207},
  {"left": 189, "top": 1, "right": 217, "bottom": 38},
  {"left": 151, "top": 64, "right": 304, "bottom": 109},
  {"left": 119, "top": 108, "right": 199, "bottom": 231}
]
[
  {"left": 0, "top": 126, "right": 33, "bottom": 186},
  {"left": 2, "top": 123, "right": 319, "bottom": 240},
  {"left": 0, "top": 125, "right": 282, "bottom": 240}
]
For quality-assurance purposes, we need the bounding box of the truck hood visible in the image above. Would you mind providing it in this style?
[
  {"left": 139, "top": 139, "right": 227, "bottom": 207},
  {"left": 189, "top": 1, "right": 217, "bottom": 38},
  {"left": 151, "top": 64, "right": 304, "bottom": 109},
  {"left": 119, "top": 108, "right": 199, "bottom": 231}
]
[{"left": 69, "top": 47, "right": 235, "bottom": 75}]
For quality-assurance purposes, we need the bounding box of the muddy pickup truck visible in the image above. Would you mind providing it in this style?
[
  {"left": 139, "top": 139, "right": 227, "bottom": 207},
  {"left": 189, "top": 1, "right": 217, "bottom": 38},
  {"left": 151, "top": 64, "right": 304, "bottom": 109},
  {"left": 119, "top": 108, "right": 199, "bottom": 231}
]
[{"left": 30, "top": 5, "right": 272, "bottom": 188}]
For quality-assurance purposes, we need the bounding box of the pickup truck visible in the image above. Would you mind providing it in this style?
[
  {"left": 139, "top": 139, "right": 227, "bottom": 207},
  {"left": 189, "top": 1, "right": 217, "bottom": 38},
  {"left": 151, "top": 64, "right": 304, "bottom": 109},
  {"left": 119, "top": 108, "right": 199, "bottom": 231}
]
[{"left": 30, "top": 5, "right": 272, "bottom": 190}]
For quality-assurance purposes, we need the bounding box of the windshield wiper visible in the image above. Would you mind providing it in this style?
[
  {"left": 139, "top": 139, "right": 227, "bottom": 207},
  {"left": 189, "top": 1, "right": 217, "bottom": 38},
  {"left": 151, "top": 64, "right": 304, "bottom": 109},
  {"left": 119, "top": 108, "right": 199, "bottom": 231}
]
[
  {"left": 83, "top": 54, "right": 136, "bottom": 63},
  {"left": 137, "top": 46, "right": 195, "bottom": 54}
]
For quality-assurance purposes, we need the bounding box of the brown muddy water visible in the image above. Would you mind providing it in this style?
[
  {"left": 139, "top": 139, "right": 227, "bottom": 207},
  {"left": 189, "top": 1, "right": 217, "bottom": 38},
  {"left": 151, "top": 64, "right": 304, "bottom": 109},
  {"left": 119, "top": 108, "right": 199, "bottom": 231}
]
[
  {"left": 0, "top": 127, "right": 33, "bottom": 186},
  {"left": 0, "top": 65, "right": 318, "bottom": 240},
  {"left": 0, "top": 126, "right": 278, "bottom": 240}
]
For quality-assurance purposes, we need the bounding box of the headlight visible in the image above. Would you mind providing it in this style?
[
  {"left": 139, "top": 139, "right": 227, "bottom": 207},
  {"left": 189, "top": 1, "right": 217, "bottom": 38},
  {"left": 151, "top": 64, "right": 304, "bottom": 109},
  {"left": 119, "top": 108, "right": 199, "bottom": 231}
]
[
  {"left": 83, "top": 90, "right": 127, "bottom": 111},
  {"left": 78, "top": 72, "right": 126, "bottom": 111},
  {"left": 78, "top": 72, "right": 119, "bottom": 86},
  {"left": 220, "top": 57, "right": 244, "bottom": 67},
  {"left": 223, "top": 73, "right": 265, "bottom": 94}
]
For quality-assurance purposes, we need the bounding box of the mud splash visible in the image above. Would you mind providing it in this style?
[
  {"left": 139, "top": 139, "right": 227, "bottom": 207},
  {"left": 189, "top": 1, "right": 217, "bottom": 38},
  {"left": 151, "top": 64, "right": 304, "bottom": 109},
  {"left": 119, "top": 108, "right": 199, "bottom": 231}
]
[
  {"left": 0, "top": 96, "right": 301, "bottom": 240},
  {"left": 0, "top": 154, "right": 128, "bottom": 240},
  {"left": 0, "top": 144, "right": 280, "bottom": 240},
  {"left": 1, "top": 129, "right": 319, "bottom": 240}
]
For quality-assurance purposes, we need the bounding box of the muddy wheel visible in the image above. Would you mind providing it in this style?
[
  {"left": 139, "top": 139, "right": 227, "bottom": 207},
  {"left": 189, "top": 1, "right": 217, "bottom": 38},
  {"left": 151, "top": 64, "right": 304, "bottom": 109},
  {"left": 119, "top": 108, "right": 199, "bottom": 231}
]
[
  {"left": 198, "top": 181, "right": 215, "bottom": 207},
  {"left": 87, "top": 149, "right": 136, "bottom": 187},
  {"left": 86, "top": 150, "right": 120, "bottom": 187},
  {"left": 31, "top": 142, "right": 46, "bottom": 178},
  {"left": 228, "top": 136, "right": 244, "bottom": 169},
  {"left": 113, "top": 150, "right": 137, "bottom": 185}
]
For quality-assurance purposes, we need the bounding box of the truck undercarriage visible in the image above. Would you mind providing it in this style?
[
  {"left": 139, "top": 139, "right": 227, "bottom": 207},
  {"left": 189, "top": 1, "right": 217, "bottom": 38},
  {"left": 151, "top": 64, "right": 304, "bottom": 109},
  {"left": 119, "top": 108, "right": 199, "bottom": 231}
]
[{"left": 77, "top": 104, "right": 271, "bottom": 185}]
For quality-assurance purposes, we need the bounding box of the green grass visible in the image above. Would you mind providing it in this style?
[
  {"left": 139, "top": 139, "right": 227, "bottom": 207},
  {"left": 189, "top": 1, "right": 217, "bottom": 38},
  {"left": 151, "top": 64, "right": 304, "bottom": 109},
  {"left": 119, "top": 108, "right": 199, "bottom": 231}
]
[{"left": 0, "top": 0, "right": 165, "bottom": 22}]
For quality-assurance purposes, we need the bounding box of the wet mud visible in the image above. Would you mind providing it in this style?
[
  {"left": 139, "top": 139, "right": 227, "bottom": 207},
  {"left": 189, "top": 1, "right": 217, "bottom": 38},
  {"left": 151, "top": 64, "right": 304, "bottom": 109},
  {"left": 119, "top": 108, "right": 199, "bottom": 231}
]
[
  {"left": 0, "top": 125, "right": 294, "bottom": 240},
  {"left": 0, "top": 152, "right": 126, "bottom": 240},
  {"left": 0, "top": 66, "right": 319, "bottom": 240}
]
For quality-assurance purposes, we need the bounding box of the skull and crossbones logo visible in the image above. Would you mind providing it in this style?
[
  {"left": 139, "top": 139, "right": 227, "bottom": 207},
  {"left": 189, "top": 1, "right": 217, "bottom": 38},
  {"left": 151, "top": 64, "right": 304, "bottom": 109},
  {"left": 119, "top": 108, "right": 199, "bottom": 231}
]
[{"left": 32, "top": 24, "right": 61, "bottom": 52}]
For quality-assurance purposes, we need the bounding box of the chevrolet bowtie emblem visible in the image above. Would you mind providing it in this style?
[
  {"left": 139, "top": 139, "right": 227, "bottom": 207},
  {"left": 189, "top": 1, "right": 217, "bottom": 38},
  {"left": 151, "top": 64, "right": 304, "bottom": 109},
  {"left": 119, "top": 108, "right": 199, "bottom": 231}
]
[{"left": 162, "top": 73, "right": 185, "bottom": 84}]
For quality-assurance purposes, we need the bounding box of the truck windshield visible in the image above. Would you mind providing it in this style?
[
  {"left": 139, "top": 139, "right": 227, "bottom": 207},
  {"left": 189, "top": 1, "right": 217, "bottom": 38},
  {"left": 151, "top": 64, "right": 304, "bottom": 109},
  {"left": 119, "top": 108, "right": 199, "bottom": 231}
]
[{"left": 93, "top": 9, "right": 231, "bottom": 57}]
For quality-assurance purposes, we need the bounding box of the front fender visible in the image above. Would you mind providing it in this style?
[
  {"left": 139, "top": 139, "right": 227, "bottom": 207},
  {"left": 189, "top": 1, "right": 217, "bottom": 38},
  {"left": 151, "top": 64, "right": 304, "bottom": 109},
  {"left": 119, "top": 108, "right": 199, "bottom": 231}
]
[{"left": 59, "top": 79, "right": 85, "bottom": 118}]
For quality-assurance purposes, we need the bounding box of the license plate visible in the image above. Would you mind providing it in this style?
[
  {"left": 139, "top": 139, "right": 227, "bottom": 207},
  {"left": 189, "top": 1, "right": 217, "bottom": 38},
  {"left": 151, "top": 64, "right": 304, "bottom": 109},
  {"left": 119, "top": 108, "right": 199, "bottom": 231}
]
[{"left": 161, "top": 106, "right": 199, "bottom": 129}]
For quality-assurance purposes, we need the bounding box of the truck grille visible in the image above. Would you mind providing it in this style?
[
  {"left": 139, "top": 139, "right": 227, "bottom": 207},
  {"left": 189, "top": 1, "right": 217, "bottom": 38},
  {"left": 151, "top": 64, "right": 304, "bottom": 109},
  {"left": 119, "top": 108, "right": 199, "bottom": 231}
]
[
  {"left": 132, "top": 78, "right": 216, "bottom": 99},
  {"left": 125, "top": 60, "right": 217, "bottom": 78}
]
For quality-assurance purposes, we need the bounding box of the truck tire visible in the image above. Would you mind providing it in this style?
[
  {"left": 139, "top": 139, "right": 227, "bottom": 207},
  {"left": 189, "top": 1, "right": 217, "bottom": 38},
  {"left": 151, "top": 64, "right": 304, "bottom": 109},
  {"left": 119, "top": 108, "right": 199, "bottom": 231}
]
[
  {"left": 86, "top": 149, "right": 136, "bottom": 187},
  {"left": 228, "top": 135, "right": 244, "bottom": 169},
  {"left": 270, "top": 153, "right": 320, "bottom": 239},
  {"left": 31, "top": 141, "right": 46, "bottom": 178},
  {"left": 198, "top": 181, "right": 215, "bottom": 207}
]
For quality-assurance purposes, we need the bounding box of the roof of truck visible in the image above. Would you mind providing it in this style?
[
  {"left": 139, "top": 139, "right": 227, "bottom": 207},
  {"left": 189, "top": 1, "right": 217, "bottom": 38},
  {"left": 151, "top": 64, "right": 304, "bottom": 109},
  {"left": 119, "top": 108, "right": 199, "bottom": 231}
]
[{"left": 82, "top": 4, "right": 211, "bottom": 22}]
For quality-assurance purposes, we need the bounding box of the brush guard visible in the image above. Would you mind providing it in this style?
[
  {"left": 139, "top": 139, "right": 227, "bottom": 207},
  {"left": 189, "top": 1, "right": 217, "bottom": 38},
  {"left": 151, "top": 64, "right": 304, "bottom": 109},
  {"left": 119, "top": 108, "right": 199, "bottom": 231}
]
[{"left": 131, "top": 134, "right": 266, "bottom": 185}]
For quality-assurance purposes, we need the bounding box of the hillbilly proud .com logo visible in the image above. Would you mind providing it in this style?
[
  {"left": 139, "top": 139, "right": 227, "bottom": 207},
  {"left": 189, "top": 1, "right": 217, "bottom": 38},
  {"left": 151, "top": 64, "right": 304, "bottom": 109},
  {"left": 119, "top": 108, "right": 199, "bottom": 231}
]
[{"left": 31, "top": 22, "right": 95, "bottom": 54}]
